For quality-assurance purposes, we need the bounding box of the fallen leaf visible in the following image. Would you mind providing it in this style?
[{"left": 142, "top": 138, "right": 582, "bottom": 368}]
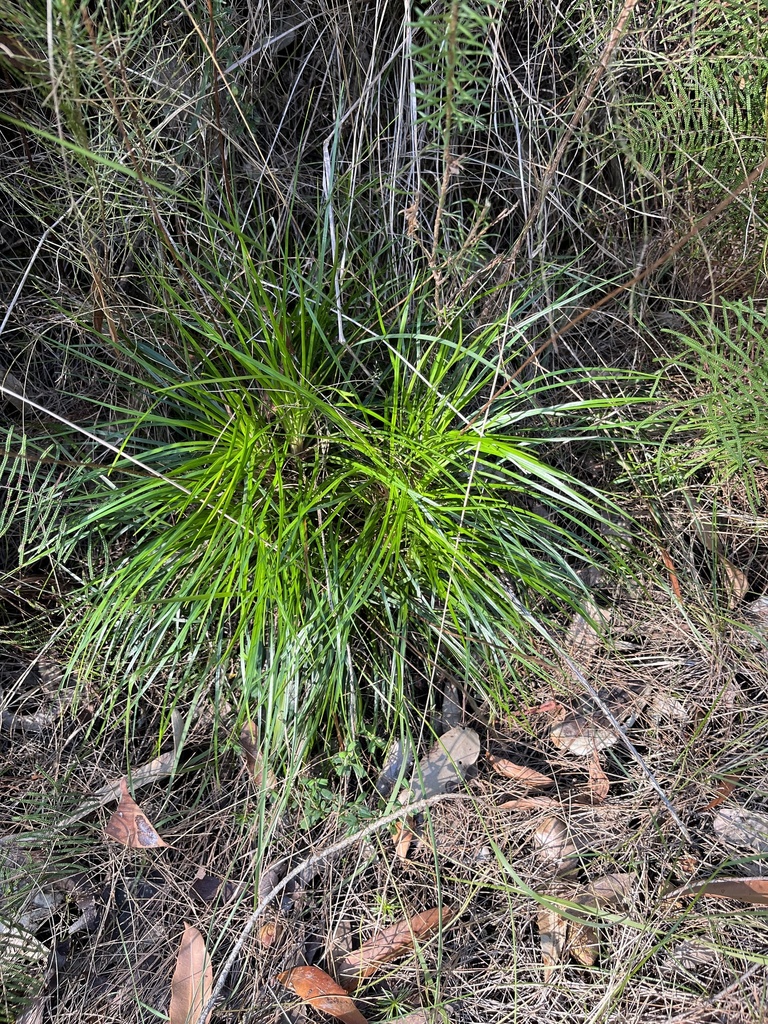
[
  {"left": 439, "top": 681, "right": 463, "bottom": 732},
  {"left": 258, "top": 918, "right": 284, "bottom": 948},
  {"left": 394, "top": 727, "right": 480, "bottom": 858},
  {"left": 258, "top": 860, "right": 286, "bottom": 903},
  {"left": 169, "top": 924, "right": 212, "bottom": 1024},
  {"left": 702, "top": 777, "right": 738, "bottom": 812},
  {"left": 712, "top": 805, "right": 768, "bottom": 853},
  {"left": 670, "top": 876, "right": 768, "bottom": 905},
  {"left": 723, "top": 558, "right": 749, "bottom": 609},
  {"left": 338, "top": 907, "right": 453, "bottom": 991},
  {"left": 400, "top": 726, "right": 481, "bottom": 803},
  {"left": 532, "top": 816, "right": 587, "bottom": 876},
  {"left": 648, "top": 692, "right": 689, "bottom": 725},
  {"left": 278, "top": 965, "right": 368, "bottom": 1024},
  {"left": 567, "top": 872, "right": 634, "bottom": 967},
  {"left": 745, "top": 595, "right": 768, "bottom": 630},
  {"left": 394, "top": 820, "right": 415, "bottom": 861},
  {"left": 499, "top": 795, "right": 561, "bottom": 812},
  {"left": 549, "top": 709, "right": 618, "bottom": 756},
  {"left": 549, "top": 686, "right": 643, "bottom": 756},
  {"left": 587, "top": 752, "right": 609, "bottom": 803},
  {"left": 568, "top": 911, "right": 599, "bottom": 966},
  {"left": 105, "top": 779, "right": 167, "bottom": 849},
  {"left": 537, "top": 908, "right": 567, "bottom": 981},
  {"left": 239, "top": 722, "right": 278, "bottom": 789},
  {"left": 566, "top": 601, "right": 612, "bottom": 660},
  {"left": 660, "top": 547, "right": 683, "bottom": 602},
  {"left": 62, "top": 751, "right": 176, "bottom": 827},
  {"left": 666, "top": 938, "right": 721, "bottom": 974},
  {"left": 190, "top": 869, "right": 236, "bottom": 905},
  {"left": 692, "top": 513, "right": 749, "bottom": 609},
  {"left": 489, "top": 755, "right": 553, "bottom": 790}
]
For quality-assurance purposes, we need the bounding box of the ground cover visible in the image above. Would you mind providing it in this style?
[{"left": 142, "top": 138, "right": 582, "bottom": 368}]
[{"left": 1, "top": 0, "right": 767, "bottom": 1021}]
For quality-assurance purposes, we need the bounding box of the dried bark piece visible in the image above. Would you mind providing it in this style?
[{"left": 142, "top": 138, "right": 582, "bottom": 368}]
[
  {"left": 278, "top": 965, "right": 368, "bottom": 1024},
  {"left": 337, "top": 907, "right": 453, "bottom": 991},
  {"left": 105, "top": 779, "right": 167, "bottom": 849}
]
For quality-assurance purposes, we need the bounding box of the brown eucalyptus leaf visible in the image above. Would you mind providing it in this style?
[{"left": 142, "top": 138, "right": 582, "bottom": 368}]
[
  {"left": 670, "top": 877, "right": 768, "bottom": 905},
  {"left": 568, "top": 872, "right": 634, "bottom": 966},
  {"left": 532, "top": 816, "right": 587, "bottom": 876},
  {"left": 587, "top": 752, "right": 609, "bottom": 804},
  {"left": 278, "top": 965, "right": 368, "bottom": 1024},
  {"left": 400, "top": 726, "right": 480, "bottom": 803},
  {"left": 713, "top": 806, "right": 768, "bottom": 854},
  {"left": 239, "top": 722, "right": 278, "bottom": 789},
  {"left": 489, "top": 756, "right": 553, "bottom": 790},
  {"left": 537, "top": 908, "right": 567, "bottom": 981},
  {"left": 105, "top": 779, "right": 167, "bottom": 849},
  {"left": 338, "top": 907, "right": 453, "bottom": 991},
  {"left": 723, "top": 558, "right": 749, "bottom": 609},
  {"left": 169, "top": 924, "right": 212, "bottom": 1024}
]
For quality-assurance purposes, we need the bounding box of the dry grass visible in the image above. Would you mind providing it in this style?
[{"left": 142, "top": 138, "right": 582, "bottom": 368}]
[{"left": 4, "top": 485, "right": 768, "bottom": 1022}]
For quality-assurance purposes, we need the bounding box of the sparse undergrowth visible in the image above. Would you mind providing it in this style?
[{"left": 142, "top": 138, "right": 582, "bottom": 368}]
[{"left": 1, "top": 0, "right": 767, "bottom": 1021}]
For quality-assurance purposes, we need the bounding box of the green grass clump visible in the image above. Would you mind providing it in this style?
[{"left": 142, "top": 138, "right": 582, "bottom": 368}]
[{"left": 41, "top": 225, "right": 630, "bottom": 758}]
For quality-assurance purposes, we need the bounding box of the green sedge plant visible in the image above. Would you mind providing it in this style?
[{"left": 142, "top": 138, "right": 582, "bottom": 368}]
[{"left": 29, "top": 208, "right": 636, "bottom": 762}]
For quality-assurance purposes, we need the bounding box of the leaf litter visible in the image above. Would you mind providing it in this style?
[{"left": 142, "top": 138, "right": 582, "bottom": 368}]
[
  {"left": 169, "top": 923, "right": 212, "bottom": 1024},
  {"left": 8, "top": 560, "right": 768, "bottom": 1023},
  {"left": 337, "top": 906, "right": 453, "bottom": 991},
  {"left": 104, "top": 779, "right": 168, "bottom": 849},
  {"left": 278, "top": 965, "right": 368, "bottom": 1024}
]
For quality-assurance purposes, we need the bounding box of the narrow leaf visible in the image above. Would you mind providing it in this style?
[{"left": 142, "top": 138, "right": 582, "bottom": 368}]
[
  {"left": 489, "top": 755, "right": 553, "bottom": 789},
  {"left": 169, "top": 924, "right": 212, "bottom": 1024},
  {"left": 587, "top": 752, "right": 609, "bottom": 803},
  {"left": 278, "top": 966, "right": 368, "bottom": 1024},
  {"left": 671, "top": 877, "right": 768, "bottom": 905},
  {"left": 338, "top": 906, "right": 453, "bottom": 991},
  {"left": 537, "top": 908, "right": 567, "bottom": 981}
]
